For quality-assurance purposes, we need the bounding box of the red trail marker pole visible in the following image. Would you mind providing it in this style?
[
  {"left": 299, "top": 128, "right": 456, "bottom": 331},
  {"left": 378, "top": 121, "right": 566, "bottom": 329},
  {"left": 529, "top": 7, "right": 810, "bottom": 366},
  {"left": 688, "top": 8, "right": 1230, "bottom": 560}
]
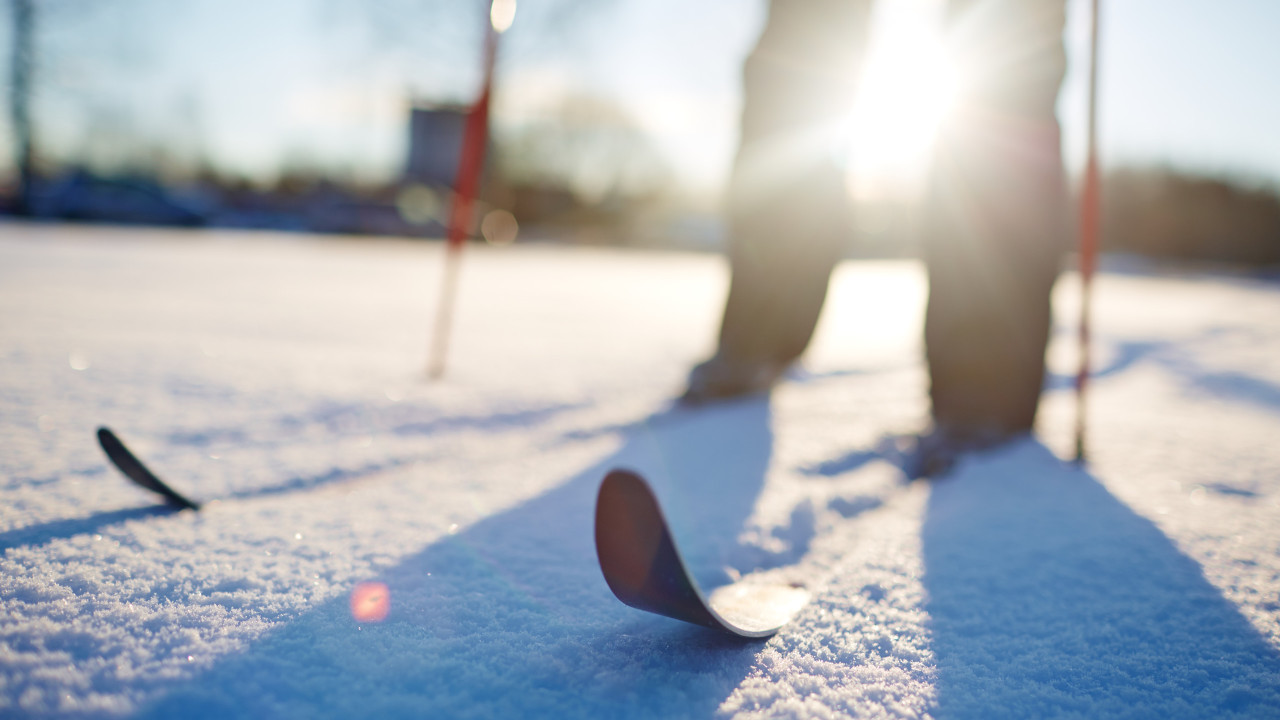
[
  {"left": 1075, "top": 0, "right": 1102, "bottom": 462},
  {"left": 428, "top": 0, "right": 512, "bottom": 379}
]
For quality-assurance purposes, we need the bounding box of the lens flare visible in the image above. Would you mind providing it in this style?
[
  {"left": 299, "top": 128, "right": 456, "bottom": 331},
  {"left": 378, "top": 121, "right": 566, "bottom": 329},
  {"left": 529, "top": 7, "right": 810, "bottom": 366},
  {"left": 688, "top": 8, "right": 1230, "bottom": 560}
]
[
  {"left": 396, "top": 184, "right": 441, "bottom": 226},
  {"left": 481, "top": 209, "right": 518, "bottom": 245},
  {"left": 350, "top": 582, "right": 390, "bottom": 623},
  {"left": 490, "top": 0, "right": 516, "bottom": 33}
]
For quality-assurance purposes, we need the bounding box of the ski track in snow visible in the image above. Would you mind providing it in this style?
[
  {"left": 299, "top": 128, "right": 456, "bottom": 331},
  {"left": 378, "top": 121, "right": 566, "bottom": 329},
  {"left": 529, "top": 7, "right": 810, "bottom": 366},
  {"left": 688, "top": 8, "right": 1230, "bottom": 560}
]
[{"left": 1, "top": 224, "right": 1279, "bottom": 718}]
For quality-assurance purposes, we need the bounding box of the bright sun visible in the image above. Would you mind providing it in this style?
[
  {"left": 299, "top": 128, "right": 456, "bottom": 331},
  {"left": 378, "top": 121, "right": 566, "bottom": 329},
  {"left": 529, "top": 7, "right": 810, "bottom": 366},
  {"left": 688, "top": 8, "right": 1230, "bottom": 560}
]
[{"left": 844, "top": 1, "right": 958, "bottom": 201}]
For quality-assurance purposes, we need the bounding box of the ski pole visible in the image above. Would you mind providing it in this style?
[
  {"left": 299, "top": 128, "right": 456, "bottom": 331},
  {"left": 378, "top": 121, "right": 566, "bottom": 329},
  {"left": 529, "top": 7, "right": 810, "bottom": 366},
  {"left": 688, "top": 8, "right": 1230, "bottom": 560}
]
[
  {"left": 1074, "top": 0, "right": 1101, "bottom": 463},
  {"left": 428, "top": 0, "right": 515, "bottom": 379}
]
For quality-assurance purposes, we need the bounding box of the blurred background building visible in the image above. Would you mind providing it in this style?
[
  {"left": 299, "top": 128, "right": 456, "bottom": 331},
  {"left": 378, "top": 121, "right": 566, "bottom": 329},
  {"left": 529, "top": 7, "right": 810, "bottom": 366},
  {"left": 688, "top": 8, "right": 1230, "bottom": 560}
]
[{"left": 1, "top": 0, "right": 1278, "bottom": 262}]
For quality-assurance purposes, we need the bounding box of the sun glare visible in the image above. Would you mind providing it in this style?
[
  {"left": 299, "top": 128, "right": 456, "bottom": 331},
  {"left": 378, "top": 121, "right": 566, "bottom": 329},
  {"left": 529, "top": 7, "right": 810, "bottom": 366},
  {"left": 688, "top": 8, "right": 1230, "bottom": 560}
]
[
  {"left": 350, "top": 581, "right": 390, "bottom": 623},
  {"left": 845, "top": 3, "right": 958, "bottom": 201}
]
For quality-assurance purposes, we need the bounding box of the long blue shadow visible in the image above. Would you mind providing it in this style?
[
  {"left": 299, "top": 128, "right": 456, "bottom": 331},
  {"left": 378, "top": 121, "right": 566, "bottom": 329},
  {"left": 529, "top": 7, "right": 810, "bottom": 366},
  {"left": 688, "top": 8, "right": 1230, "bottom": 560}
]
[
  {"left": 1044, "top": 333, "right": 1280, "bottom": 415},
  {"left": 799, "top": 448, "right": 883, "bottom": 478},
  {"left": 1174, "top": 363, "right": 1280, "bottom": 412},
  {"left": 136, "top": 398, "right": 777, "bottom": 718},
  {"left": 5, "top": 399, "right": 581, "bottom": 555},
  {"left": 0, "top": 451, "right": 433, "bottom": 555},
  {"left": 224, "top": 454, "right": 429, "bottom": 501},
  {"left": 922, "top": 441, "right": 1280, "bottom": 718},
  {"left": 99, "top": 397, "right": 585, "bottom": 508},
  {"left": 1043, "top": 339, "right": 1162, "bottom": 391},
  {"left": 163, "top": 398, "right": 585, "bottom": 449},
  {"left": 0, "top": 505, "right": 174, "bottom": 552}
]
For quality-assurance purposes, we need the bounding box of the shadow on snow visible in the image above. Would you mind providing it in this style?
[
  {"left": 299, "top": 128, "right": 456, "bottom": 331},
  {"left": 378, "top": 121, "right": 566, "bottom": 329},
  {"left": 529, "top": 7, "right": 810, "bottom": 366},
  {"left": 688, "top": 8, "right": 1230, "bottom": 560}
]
[
  {"left": 3, "top": 452, "right": 434, "bottom": 554},
  {"left": 0, "top": 400, "right": 591, "bottom": 554},
  {"left": 136, "top": 398, "right": 778, "bottom": 719},
  {"left": 0, "top": 505, "right": 174, "bottom": 552},
  {"left": 922, "top": 441, "right": 1280, "bottom": 718},
  {"left": 1045, "top": 332, "right": 1280, "bottom": 414}
]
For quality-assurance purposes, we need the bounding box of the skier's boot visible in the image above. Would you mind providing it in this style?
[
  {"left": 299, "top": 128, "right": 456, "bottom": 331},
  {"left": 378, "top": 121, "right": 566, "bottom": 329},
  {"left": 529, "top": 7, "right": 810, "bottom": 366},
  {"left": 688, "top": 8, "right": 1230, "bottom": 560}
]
[
  {"left": 900, "top": 423, "right": 1027, "bottom": 479},
  {"left": 681, "top": 353, "right": 788, "bottom": 405}
]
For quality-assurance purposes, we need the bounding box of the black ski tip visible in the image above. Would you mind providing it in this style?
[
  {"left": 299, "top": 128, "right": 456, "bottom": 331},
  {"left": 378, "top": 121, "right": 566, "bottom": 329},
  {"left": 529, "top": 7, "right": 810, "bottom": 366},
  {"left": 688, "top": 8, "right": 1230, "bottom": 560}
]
[
  {"left": 595, "top": 468, "right": 807, "bottom": 638},
  {"left": 595, "top": 469, "right": 721, "bottom": 631},
  {"left": 97, "top": 426, "right": 201, "bottom": 511}
]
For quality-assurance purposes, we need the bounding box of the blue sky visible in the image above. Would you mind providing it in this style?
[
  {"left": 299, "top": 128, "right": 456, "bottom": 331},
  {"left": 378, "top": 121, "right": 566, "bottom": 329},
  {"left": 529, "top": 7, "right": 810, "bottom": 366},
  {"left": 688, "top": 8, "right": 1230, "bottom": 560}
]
[
  {"left": 3, "top": 0, "right": 1279, "bottom": 195},
  {"left": 1064, "top": 0, "right": 1280, "bottom": 184}
]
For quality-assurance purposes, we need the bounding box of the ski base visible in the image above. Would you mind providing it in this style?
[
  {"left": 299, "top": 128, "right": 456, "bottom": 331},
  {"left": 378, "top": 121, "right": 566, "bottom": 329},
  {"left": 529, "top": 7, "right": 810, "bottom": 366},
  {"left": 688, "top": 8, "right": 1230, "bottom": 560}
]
[
  {"left": 594, "top": 469, "right": 807, "bottom": 638},
  {"left": 97, "top": 427, "right": 201, "bottom": 511}
]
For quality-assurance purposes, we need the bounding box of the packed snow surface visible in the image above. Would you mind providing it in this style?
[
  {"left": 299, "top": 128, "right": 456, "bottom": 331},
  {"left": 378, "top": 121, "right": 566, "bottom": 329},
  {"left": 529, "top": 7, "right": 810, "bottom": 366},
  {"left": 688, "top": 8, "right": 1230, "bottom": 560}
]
[{"left": 2, "top": 224, "right": 1278, "bottom": 718}]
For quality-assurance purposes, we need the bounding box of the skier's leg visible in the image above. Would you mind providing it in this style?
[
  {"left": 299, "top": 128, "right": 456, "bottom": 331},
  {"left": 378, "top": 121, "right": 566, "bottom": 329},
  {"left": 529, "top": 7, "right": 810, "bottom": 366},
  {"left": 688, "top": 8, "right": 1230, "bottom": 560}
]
[
  {"left": 923, "top": 0, "right": 1069, "bottom": 444},
  {"left": 685, "top": 0, "right": 871, "bottom": 402}
]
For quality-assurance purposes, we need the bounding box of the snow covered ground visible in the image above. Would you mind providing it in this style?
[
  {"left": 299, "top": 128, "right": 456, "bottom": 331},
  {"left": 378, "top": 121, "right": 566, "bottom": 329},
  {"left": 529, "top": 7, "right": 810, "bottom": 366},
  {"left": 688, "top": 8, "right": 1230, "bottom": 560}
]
[{"left": 2, "top": 223, "right": 1278, "bottom": 718}]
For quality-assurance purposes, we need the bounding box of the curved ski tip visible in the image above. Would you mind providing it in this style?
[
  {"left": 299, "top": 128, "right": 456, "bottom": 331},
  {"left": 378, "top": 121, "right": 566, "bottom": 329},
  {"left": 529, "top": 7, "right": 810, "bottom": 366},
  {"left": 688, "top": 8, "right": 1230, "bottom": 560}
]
[
  {"left": 598, "top": 468, "right": 649, "bottom": 497},
  {"left": 595, "top": 468, "right": 808, "bottom": 638},
  {"left": 97, "top": 426, "right": 201, "bottom": 511},
  {"left": 96, "top": 426, "right": 126, "bottom": 458}
]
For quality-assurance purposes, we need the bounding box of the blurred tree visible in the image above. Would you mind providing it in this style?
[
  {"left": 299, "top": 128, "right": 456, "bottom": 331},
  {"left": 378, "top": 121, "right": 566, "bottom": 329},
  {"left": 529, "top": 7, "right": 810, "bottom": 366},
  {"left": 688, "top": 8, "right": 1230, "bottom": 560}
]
[
  {"left": 495, "top": 92, "right": 670, "bottom": 210},
  {"left": 315, "top": 0, "right": 617, "bottom": 103},
  {"left": 9, "top": 0, "right": 34, "bottom": 214},
  {"left": 1103, "top": 169, "right": 1280, "bottom": 265}
]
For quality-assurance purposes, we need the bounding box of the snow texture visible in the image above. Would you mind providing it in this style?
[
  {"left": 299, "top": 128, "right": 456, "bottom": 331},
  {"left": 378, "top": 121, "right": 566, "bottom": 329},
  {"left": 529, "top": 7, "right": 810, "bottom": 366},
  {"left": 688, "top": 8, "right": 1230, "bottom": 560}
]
[{"left": 2, "top": 224, "right": 1279, "bottom": 718}]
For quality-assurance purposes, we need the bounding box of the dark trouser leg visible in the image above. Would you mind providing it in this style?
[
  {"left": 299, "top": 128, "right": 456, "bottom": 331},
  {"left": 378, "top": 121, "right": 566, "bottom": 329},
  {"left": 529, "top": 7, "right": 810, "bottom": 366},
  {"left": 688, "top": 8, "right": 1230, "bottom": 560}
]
[
  {"left": 708, "top": 0, "right": 870, "bottom": 379},
  {"left": 924, "top": 0, "right": 1069, "bottom": 437}
]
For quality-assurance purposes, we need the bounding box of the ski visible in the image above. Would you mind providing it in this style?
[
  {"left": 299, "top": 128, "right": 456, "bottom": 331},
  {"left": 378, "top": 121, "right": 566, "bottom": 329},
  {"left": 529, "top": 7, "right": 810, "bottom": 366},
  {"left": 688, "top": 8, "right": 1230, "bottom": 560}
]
[
  {"left": 594, "top": 469, "right": 808, "bottom": 638},
  {"left": 96, "top": 427, "right": 201, "bottom": 511}
]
